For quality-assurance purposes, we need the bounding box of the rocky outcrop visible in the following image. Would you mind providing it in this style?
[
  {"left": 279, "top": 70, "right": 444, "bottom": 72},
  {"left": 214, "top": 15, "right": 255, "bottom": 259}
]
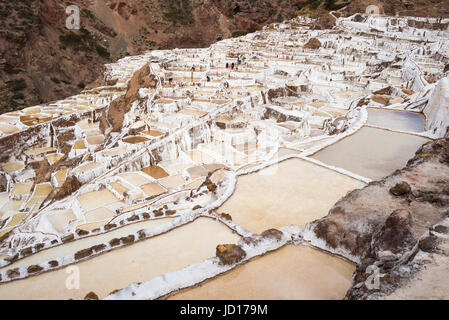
[
  {"left": 101, "top": 63, "right": 157, "bottom": 134},
  {"left": 370, "top": 209, "right": 417, "bottom": 258},
  {"left": 309, "top": 137, "right": 449, "bottom": 260},
  {"left": 422, "top": 77, "right": 449, "bottom": 138}
]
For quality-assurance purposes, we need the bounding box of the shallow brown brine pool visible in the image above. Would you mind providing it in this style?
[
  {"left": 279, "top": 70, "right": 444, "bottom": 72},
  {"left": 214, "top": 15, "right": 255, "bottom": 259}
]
[
  {"left": 312, "top": 127, "right": 430, "bottom": 180},
  {"left": 168, "top": 245, "right": 356, "bottom": 300},
  {"left": 367, "top": 108, "right": 425, "bottom": 132},
  {"left": 0, "top": 218, "right": 240, "bottom": 300},
  {"left": 218, "top": 158, "right": 366, "bottom": 234}
]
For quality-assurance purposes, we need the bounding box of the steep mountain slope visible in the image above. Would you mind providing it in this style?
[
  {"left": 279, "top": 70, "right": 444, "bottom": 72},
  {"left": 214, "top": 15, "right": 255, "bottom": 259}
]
[{"left": 1, "top": 0, "right": 448, "bottom": 114}]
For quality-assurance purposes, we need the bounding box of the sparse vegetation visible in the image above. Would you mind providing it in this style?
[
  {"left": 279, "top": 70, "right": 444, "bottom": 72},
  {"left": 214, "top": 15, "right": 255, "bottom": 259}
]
[
  {"left": 163, "top": 0, "right": 195, "bottom": 25},
  {"left": 232, "top": 28, "right": 256, "bottom": 38},
  {"left": 59, "top": 28, "right": 111, "bottom": 60}
]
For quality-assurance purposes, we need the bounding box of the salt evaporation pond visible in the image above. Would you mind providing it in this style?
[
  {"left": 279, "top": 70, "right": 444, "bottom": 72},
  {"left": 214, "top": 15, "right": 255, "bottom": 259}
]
[
  {"left": 168, "top": 245, "right": 355, "bottom": 300},
  {"left": 312, "top": 127, "right": 430, "bottom": 180},
  {"left": 367, "top": 108, "right": 425, "bottom": 132},
  {"left": 0, "top": 218, "right": 240, "bottom": 300},
  {"left": 0, "top": 218, "right": 175, "bottom": 272},
  {"left": 219, "top": 159, "right": 366, "bottom": 234}
]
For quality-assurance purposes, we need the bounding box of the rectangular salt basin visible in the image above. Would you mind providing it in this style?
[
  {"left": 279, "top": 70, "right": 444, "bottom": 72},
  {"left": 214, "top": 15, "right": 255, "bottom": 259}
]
[
  {"left": 0, "top": 218, "right": 240, "bottom": 300},
  {"left": 168, "top": 245, "right": 355, "bottom": 300},
  {"left": 219, "top": 158, "right": 366, "bottom": 234},
  {"left": 77, "top": 189, "right": 119, "bottom": 212},
  {"left": 141, "top": 166, "right": 169, "bottom": 179},
  {"left": 312, "top": 127, "right": 431, "bottom": 180},
  {"left": 119, "top": 173, "right": 152, "bottom": 187},
  {"left": 367, "top": 108, "right": 425, "bottom": 132}
]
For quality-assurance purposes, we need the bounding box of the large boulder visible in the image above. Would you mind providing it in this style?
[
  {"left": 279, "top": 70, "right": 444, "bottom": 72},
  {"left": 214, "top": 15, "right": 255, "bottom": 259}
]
[
  {"left": 216, "top": 244, "right": 246, "bottom": 265},
  {"left": 370, "top": 209, "right": 417, "bottom": 258}
]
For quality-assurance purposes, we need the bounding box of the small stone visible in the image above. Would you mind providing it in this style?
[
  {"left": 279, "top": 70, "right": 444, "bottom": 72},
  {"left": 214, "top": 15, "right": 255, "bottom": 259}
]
[
  {"left": 74, "top": 248, "right": 93, "bottom": 260},
  {"left": 120, "top": 235, "right": 135, "bottom": 245},
  {"left": 27, "top": 265, "right": 44, "bottom": 274},
  {"left": 84, "top": 292, "right": 99, "bottom": 300},
  {"left": 7, "top": 268, "right": 20, "bottom": 279},
  {"left": 76, "top": 229, "right": 89, "bottom": 236},
  {"left": 62, "top": 234, "right": 75, "bottom": 242},
  {"left": 104, "top": 224, "right": 117, "bottom": 231},
  {"left": 260, "top": 228, "right": 283, "bottom": 241},
  {"left": 21, "top": 247, "right": 33, "bottom": 257},
  {"left": 109, "top": 238, "right": 121, "bottom": 247},
  {"left": 390, "top": 181, "right": 411, "bottom": 196},
  {"left": 48, "top": 260, "right": 59, "bottom": 268},
  {"left": 137, "top": 230, "right": 146, "bottom": 240},
  {"left": 219, "top": 213, "right": 232, "bottom": 221},
  {"left": 91, "top": 244, "right": 106, "bottom": 253},
  {"left": 127, "top": 215, "right": 140, "bottom": 222}
]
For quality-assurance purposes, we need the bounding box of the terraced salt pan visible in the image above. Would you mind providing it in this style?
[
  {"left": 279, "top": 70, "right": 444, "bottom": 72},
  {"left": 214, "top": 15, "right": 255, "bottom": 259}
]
[
  {"left": 218, "top": 159, "right": 366, "bottom": 234},
  {"left": 141, "top": 166, "right": 169, "bottom": 179},
  {"left": 0, "top": 124, "right": 20, "bottom": 134},
  {"left": 168, "top": 245, "right": 355, "bottom": 300},
  {"left": 48, "top": 210, "right": 76, "bottom": 233},
  {"left": 84, "top": 207, "right": 115, "bottom": 224},
  {"left": 141, "top": 130, "right": 164, "bottom": 137},
  {"left": 158, "top": 175, "right": 187, "bottom": 190},
  {"left": 11, "top": 182, "right": 33, "bottom": 197},
  {"left": 77, "top": 189, "right": 119, "bottom": 212},
  {"left": 141, "top": 183, "right": 166, "bottom": 198},
  {"left": 0, "top": 200, "right": 23, "bottom": 220},
  {"left": 46, "top": 153, "right": 64, "bottom": 165},
  {"left": 188, "top": 150, "right": 216, "bottom": 164},
  {"left": 119, "top": 172, "right": 152, "bottom": 187},
  {"left": 0, "top": 217, "right": 178, "bottom": 273},
  {"left": 312, "top": 127, "right": 431, "bottom": 180},
  {"left": 0, "top": 218, "right": 239, "bottom": 300},
  {"left": 366, "top": 108, "right": 425, "bottom": 132},
  {"left": 2, "top": 162, "right": 24, "bottom": 173}
]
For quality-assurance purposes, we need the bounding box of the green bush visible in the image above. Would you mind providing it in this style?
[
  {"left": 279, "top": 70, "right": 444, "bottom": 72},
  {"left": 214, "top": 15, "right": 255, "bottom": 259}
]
[
  {"left": 60, "top": 28, "right": 111, "bottom": 60},
  {"left": 95, "top": 45, "right": 110, "bottom": 59}
]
